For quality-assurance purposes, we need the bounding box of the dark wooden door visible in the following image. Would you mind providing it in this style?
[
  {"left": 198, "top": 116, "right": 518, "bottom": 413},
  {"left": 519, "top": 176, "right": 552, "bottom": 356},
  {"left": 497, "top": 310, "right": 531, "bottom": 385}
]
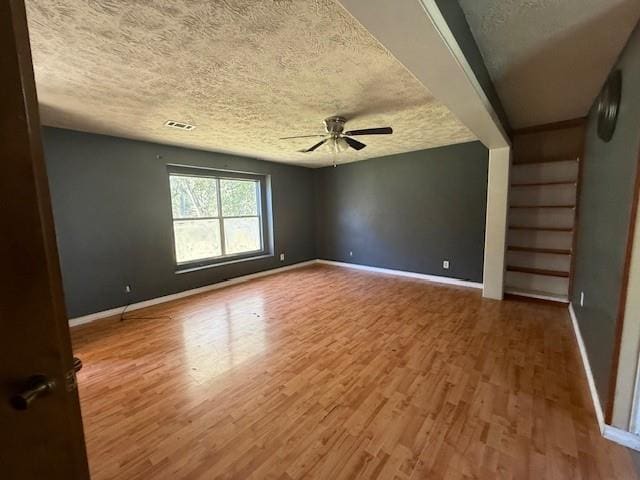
[{"left": 0, "top": 1, "right": 91, "bottom": 478}]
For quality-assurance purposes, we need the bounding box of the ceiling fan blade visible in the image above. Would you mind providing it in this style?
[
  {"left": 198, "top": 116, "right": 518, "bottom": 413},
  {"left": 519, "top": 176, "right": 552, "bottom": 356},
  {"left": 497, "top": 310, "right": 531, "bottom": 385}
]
[
  {"left": 300, "top": 139, "right": 328, "bottom": 153},
  {"left": 344, "top": 137, "right": 366, "bottom": 151},
  {"left": 343, "top": 127, "right": 393, "bottom": 136},
  {"left": 279, "top": 134, "right": 326, "bottom": 140}
]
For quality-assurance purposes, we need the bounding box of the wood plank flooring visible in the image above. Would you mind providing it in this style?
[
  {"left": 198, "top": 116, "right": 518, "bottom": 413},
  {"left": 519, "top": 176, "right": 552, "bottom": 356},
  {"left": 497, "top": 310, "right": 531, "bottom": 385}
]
[{"left": 71, "top": 264, "right": 638, "bottom": 479}]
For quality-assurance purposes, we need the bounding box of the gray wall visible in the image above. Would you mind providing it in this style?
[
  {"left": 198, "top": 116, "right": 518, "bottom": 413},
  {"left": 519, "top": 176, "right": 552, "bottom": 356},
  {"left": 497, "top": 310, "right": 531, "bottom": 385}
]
[
  {"left": 315, "top": 142, "right": 488, "bottom": 282},
  {"left": 434, "top": 0, "right": 511, "bottom": 133},
  {"left": 44, "top": 129, "right": 488, "bottom": 317},
  {"left": 571, "top": 23, "right": 640, "bottom": 410},
  {"left": 43, "top": 127, "right": 316, "bottom": 318}
]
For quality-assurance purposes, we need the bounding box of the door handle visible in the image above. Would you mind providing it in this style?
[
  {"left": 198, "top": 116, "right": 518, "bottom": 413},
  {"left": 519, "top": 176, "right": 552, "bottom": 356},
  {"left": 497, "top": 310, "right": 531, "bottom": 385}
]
[{"left": 10, "top": 375, "right": 56, "bottom": 410}]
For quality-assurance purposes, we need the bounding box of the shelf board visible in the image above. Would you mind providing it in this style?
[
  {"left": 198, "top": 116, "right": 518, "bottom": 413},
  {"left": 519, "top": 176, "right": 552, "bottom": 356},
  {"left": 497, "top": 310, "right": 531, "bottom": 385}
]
[
  {"left": 511, "top": 181, "right": 577, "bottom": 187},
  {"left": 509, "top": 226, "right": 573, "bottom": 232},
  {"left": 504, "top": 288, "right": 569, "bottom": 304},
  {"left": 507, "top": 266, "right": 570, "bottom": 278},
  {"left": 512, "top": 118, "right": 586, "bottom": 135},
  {"left": 512, "top": 158, "right": 579, "bottom": 166},
  {"left": 508, "top": 246, "right": 572, "bottom": 255},
  {"left": 510, "top": 204, "right": 575, "bottom": 209}
]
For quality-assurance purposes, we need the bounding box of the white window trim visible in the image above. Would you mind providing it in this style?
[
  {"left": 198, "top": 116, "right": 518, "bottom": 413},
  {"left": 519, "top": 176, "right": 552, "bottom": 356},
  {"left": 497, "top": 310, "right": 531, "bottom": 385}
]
[{"left": 168, "top": 169, "right": 268, "bottom": 269}]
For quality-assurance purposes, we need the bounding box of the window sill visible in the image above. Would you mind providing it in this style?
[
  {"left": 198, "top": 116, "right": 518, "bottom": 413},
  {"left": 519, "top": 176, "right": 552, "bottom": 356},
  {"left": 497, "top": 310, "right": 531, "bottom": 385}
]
[{"left": 175, "top": 253, "right": 273, "bottom": 274}]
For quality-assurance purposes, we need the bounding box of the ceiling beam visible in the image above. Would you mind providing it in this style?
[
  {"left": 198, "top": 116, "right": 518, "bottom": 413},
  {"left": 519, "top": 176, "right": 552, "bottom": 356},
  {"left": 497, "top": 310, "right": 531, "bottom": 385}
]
[{"left": 337, "top": 0, "right": 510, "bottom": 149}]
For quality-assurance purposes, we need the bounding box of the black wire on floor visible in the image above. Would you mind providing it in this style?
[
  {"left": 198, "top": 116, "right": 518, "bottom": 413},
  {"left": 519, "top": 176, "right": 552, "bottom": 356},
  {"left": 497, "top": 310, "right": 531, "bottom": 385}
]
[{"left": 119, "top": 303, "right": 174, "bottom": 322}]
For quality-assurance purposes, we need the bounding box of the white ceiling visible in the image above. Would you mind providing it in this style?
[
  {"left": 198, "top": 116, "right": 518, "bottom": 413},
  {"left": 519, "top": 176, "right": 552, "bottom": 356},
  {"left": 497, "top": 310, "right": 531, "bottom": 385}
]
[
  {"left": 459, "top": 0, "right": 640, "bottom": 129},
  {"left": 25, "top": 0, "right": 476, "bottom": 167}
]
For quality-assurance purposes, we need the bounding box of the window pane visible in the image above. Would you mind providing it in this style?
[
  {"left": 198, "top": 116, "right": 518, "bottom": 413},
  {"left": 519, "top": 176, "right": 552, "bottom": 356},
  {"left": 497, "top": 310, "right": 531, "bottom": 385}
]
[
  {"left": 223, "top": 217, "right": 261, "bottom": 255},
  {"left": 170, "top": 175, "right": 218, "bottom": 218},
  {"left": 173, "top": 219, "right": 221, "bottom": 263},
  {"left": 220, "top": 179, "right": 258, "bottom": 216}
]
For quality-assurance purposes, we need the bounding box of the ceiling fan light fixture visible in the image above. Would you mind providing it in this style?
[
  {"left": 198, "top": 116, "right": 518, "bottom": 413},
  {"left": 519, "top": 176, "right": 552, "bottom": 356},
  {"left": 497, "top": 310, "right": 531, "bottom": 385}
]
[{"left": 334, "top": 137, "right": 350, "bottom": 153}]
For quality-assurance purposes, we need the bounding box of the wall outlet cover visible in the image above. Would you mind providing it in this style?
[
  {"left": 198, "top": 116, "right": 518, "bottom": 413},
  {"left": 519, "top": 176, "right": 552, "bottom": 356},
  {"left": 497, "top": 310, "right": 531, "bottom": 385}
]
[
  {"left": 443, "top": 260, "right": 450, "bottom": 269},
  {"left": 580, "top": 291, "right": 584, "bottom": 307},
  {"left": 280, "top": 253, "right": 285, "bottom": 261},
  {"left": 349, "top": 251, "right": 353, "bottom": 257}
]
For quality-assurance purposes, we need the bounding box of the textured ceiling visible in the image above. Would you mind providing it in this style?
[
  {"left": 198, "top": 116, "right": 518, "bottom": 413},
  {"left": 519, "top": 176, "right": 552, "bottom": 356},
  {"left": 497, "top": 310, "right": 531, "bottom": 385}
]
[
  {"left": 459, "top": 0, "right": 640, "bottom": 129},
  {"left": 25, "top": 0, "right": 475, "bottom": 167}
]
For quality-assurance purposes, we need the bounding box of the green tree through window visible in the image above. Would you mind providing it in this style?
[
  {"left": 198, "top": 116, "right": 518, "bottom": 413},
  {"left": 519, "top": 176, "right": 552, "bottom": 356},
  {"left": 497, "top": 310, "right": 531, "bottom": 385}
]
[{"left": 169, "top": 173, "right": 263, "bottom": 264}]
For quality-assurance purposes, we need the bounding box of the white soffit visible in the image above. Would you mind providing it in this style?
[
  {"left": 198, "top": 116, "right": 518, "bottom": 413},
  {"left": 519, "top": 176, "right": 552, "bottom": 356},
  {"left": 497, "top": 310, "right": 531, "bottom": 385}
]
[{"left": 337, "top": 0, "right": 510, "bottom": 149}]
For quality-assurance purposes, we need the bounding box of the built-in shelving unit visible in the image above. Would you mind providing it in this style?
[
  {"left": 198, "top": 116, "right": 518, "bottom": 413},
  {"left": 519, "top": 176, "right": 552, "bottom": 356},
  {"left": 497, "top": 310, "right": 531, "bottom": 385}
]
[
  {"left": 505, "top": 157, "right": 579, "bottom": 302},
  {"left": 506, "top": 158, "right": 579, "bottom": 301},
  {"left": 505, "top": 121, "right": 584, "bottom": 302},
  {"left": 504, "top": 121, "right": 585, "bottom": 303}
]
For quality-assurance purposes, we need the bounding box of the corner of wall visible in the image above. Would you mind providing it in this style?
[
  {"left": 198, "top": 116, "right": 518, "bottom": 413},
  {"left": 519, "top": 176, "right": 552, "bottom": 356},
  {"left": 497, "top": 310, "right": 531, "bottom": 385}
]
[{"left": 482, "top": 146, "right": 511, "bottom": 300}]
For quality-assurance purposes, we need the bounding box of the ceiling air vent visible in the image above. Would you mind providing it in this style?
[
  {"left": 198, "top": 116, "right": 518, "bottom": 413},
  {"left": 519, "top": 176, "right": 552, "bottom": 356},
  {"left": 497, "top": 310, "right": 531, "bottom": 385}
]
[{"left": 164, "top": 120, "right": 195, "bottom": 131}]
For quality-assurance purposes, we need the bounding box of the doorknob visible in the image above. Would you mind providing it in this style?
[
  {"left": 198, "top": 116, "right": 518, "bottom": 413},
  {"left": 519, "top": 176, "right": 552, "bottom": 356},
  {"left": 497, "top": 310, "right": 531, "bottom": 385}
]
[
  {"left": 10, "top": 375, "right": 56, "bottom": 411},
  {"left": 73, "top": 356, "right": 82, "bottom": 373}
]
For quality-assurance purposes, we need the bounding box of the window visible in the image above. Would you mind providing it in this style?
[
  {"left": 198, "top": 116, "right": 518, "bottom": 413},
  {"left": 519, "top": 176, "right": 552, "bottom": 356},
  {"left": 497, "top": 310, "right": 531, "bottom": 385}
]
[{"left": 168, "top": 168, "right": 268, "bottom": 268}]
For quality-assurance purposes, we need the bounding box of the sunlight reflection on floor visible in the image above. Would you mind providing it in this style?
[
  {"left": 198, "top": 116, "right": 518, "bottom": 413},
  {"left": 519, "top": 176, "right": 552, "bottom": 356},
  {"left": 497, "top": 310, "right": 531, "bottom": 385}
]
[{"left": 181, "top": 294, "right": 266, "bottom": 385}]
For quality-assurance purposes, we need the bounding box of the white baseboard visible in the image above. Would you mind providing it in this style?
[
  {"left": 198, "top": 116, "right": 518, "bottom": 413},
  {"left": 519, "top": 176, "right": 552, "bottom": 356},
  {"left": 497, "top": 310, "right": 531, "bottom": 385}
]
[
  {"left": 568, "top": 302, "right": 605, "bottom": 432},
  {"left": 568, "top": 303, "right": 640, "bottom": 451},
  {"left": 316, "top": 259, "right": 483, "bottom": 289},
  {"left": 68, "top": 260, "right": 316, "bottom": 327},
  {"left": 603, "top": 425, "right": 640, "bottom": 451},
  {"left": 69, "top": 259, "right": 482, "bottom": 327}
]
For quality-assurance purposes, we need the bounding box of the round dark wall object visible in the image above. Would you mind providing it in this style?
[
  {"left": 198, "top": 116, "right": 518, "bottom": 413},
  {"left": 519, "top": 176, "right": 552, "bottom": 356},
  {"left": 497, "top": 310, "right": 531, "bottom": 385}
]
[{"left": 597, "top": 69, "right": 622, "bottom": 142}]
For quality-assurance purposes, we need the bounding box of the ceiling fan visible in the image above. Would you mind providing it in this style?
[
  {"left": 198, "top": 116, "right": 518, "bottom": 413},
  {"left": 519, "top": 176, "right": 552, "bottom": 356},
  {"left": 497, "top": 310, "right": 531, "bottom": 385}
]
[{"left": 280, "top": 116, "right": 393, "bottom": 153}]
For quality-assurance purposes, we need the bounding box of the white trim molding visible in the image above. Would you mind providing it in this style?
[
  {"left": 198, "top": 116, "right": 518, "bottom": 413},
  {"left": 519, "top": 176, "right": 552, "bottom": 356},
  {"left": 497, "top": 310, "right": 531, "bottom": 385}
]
[
  {"left": 69, "top": 259, "right": 483, "bottom": 327},
  {"left": 417, "top": 0, "right": 510, "bottom": 147},
  {"left": 569, "top": 303, "right": 640, "bottom": 451},
  {"left": 336, "top": 0, "right": 510, "bottom": 149},
  {"left": 317, "top": 260, "right": 483, "bottom": 289},
  {"left": 603, "top": 425, "right": 640, "bottom": 451},
  {"left": 569, "top": 303, "right": 606, "bottom": 431},
  {"left": 69, "top": 260, "right": 317, "bottom": 327}
]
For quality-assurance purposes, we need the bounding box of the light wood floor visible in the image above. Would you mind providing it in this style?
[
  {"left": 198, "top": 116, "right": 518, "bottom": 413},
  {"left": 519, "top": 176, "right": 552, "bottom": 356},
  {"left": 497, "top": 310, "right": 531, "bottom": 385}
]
[{"left": 71, "top": 264, "right": 637, "bottom": 479}]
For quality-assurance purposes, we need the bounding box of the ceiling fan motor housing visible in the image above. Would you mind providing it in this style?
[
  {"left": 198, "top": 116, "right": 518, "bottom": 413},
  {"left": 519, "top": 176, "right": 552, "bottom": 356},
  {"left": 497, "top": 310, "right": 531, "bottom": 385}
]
[{"left": 324, "top": 116, "right": 346, "bottom": 135}]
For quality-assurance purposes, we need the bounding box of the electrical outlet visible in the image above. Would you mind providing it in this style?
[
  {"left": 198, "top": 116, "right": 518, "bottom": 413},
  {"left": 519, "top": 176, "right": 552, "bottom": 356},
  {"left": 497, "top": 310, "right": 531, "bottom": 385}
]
[
  {"left": 279, "top": 253, "right": 285, "bottom": 262},
  {"left": 125, "top": 285, "right": 131, "bottom": 293},
  {"left": 443, "top": 260, "right": 450, "bottom": 270},
  {"left": 580, "top": 291, "right": 584, "bottom": 307},
  {"left": 349, "top": 251, "right": 353, "bottom": 257}
]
